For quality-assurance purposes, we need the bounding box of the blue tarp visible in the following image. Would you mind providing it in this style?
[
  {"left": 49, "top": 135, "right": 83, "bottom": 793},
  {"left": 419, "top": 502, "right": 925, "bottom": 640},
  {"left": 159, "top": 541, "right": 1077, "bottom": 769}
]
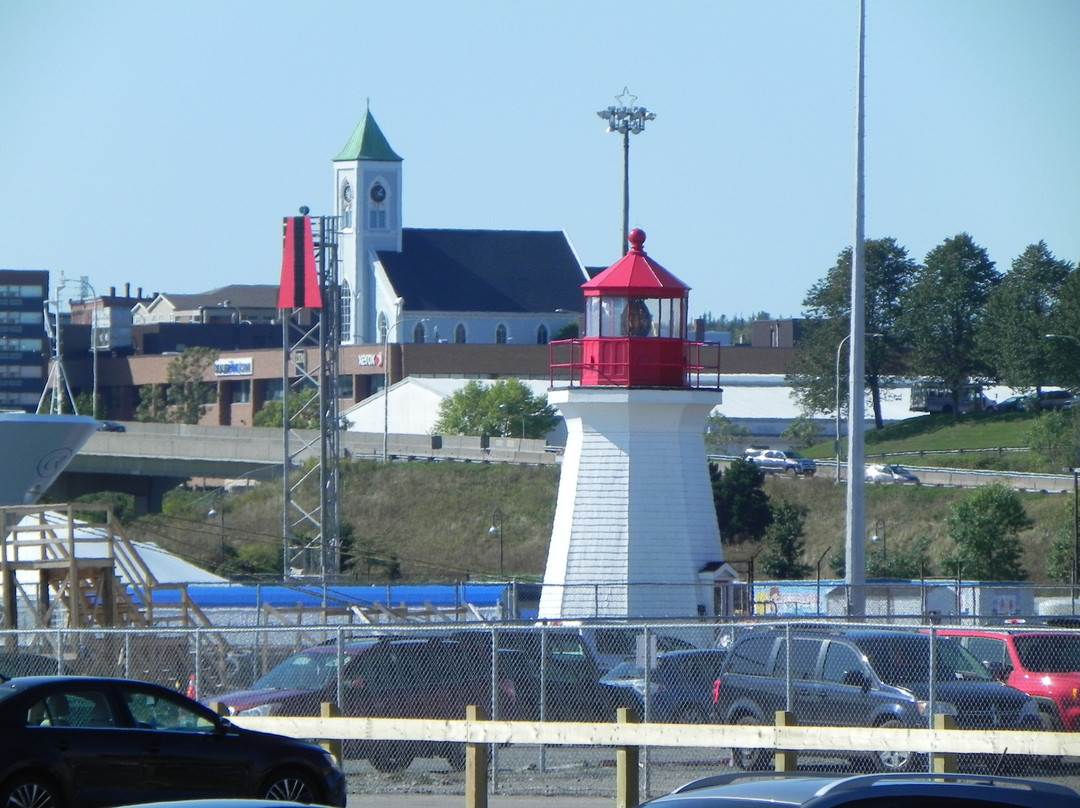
[{"left": 137, "top": 582, "right": 528, "bottom": 610}]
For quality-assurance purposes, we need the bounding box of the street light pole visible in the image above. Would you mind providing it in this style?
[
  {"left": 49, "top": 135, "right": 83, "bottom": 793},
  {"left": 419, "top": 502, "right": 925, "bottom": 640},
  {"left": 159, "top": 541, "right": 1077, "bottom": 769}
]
[
  {"left": 835, "top": 332, "right": 882, "bottom": 482},
  {"left": 488, "top": 508, "right": 504, "bottom": 578},
  {"left": 871, "top": 518, "right": 886, "bottom": 567},
  {"left": 597, "top": 88, "right": 655, "bottom": 256},
  {"left": 382, "top": 313, "right": 427, "bottom": 463}
]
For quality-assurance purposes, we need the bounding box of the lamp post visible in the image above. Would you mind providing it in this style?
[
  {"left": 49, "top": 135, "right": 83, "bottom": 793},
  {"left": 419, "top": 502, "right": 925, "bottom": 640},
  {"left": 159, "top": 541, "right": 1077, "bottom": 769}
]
[
  {"left": 207, "top": 495, "right": 226, "bottom": 564},
  {"left": 835, "top": 332, "right": 881, "bottom": 482},
  {"left": 870, "top": 518, "right": 886, "bottom": 571},
  {"left": 488, "top": 508, "right": 504, "bottom": 577},
  {"left": 597, "top": 88, "right": 655, "bottom": 256},
  {"left": 382, "top": 314, "right": 428, "bottom": 463},
  {"left": 816, "top": 545, "right": 832, "bottom": 616}
]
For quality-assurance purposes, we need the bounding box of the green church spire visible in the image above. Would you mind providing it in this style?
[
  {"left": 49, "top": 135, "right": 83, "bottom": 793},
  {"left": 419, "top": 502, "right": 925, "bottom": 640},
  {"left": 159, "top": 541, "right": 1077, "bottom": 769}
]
[{"left": 334, "top": 106, "right": 402, "bottom": 162}]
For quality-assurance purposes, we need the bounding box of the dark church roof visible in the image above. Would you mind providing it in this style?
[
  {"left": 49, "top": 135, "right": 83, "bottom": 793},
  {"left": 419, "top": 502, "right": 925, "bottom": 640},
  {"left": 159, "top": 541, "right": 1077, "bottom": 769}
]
[{"left": 376, "top": 228, "right": 589, "bottom": 314}]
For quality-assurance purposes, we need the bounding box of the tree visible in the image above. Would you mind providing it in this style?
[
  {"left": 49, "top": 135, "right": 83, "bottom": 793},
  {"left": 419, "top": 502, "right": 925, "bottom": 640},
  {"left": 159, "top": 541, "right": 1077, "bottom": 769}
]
[
  {"left": 787, "top": 238, "right": 919, "bottom": 429},
  {"left": 164, "top": 347, "right": 219, "bottom": 424},
  {"left": 710, "top": 459, "right": 773, "bottom": 544},
  {"left": 1025, "top": 409, "right": 1080, "bottom": 473},
  {"left": 945, "top": 483, "right": 1031, "bottom": 581},
  {"left": 433, "top": 379, "right": 559, "bottom": 438},
  {"left": 980, "top": 241, "right": 1073, "bottom": 391},
  {"left": 135, "top": 383, "right": 168, "bottom": 423},
  {"left": 781, "top": 413, "right": 820, "bottom": 449},
  {"left": 900, "top": 233, "right": 999, "bottom": 418},
  {"left": 253, "top": 386, "right": 320, "bottom": 429},
  {"left": 760, "top": 501, "right": 811, "bottom": 579},
  {"left": 704, "top": 413, "right": 750, "bottom": 456}
]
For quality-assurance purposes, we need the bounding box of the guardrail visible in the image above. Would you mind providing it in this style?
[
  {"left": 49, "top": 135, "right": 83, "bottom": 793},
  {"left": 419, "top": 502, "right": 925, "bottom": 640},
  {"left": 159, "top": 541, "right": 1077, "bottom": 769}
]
[{"left": 229, "top": 706, "right": 1072, "bottom": 808}]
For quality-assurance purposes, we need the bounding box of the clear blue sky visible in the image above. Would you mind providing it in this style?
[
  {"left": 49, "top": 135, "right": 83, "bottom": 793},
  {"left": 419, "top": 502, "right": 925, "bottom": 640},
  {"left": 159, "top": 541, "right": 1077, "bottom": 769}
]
[{"left": 2, "top": 0, "right": 1077, "bottom": 321}]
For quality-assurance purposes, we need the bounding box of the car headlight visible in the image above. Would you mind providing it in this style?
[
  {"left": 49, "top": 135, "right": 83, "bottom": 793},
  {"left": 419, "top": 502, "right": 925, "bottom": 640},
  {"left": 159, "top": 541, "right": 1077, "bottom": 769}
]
[
  {"left": 238, "top": 703, "right": 274, "bottom": 716},
  {"left": 916, "top": 700, "right": 957, "bottom": 717}
]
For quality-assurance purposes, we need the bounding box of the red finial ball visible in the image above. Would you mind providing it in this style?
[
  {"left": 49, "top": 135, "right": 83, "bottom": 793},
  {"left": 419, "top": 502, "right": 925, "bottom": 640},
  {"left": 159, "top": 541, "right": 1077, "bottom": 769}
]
[{"left": 627, "top": 228, "right": 646, "bottom": 253}]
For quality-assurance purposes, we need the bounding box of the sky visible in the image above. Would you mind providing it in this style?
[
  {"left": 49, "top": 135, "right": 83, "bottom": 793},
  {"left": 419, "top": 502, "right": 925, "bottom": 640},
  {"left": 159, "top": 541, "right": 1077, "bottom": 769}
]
[{"left": 2, "top": 0, "right": 1078, "bottom": 321}]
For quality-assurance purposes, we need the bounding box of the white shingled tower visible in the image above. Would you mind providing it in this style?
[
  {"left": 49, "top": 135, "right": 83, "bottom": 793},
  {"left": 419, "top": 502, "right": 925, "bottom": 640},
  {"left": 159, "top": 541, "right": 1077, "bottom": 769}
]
[{"left": 538, "top": 229, "right": 738, "bottom": 620}]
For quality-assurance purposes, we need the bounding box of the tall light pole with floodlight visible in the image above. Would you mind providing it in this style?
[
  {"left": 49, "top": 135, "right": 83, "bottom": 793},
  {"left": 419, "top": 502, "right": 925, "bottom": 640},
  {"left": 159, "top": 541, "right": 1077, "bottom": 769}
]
[
  {"left": 1044, "top": 334, "right": 1080, "bottom": 602},
  {"left": 835, "top": 332, "right": 881, "bottom": 482},
  {"left": 597, "top": 88, "right": 655, "bottom": 256},
  {"left": 382, "top": 310, "right": 427, "bottom": 463}
]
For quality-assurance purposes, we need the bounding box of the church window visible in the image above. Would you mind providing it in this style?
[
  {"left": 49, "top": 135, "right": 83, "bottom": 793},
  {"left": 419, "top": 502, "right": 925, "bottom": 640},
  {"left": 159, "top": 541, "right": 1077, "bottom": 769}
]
[
  {"left": 368, "top": 181, "right": 388, "bottom": 229},
  {"left": 454, "top": 323, "right": 467, "bottom": 344},
  {"left": 412, "top": 322, "right": 426, "bottom": 344},
  {"left": 536, "top": 324, "right": 549, "bottom": 345},
  {"left": 495, "top": 324, "right": 507, "bottom": 344},
  {"left": 377, "top": 311, "right": 388, "bottom": 344},
  {"left": 339, "top": 280, "right": 352, "bottom": 337}
]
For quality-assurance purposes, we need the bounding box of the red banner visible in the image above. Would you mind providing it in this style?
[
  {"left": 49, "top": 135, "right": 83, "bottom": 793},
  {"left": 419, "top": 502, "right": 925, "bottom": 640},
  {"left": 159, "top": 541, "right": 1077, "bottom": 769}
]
[{"left": 278, "top": 216, "right": 322, "bottom": 308}]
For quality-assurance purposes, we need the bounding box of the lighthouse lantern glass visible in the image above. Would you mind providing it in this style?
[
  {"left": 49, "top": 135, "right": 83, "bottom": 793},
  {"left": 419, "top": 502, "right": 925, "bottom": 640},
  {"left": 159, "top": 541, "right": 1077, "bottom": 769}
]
[{"left": 585, "top": 295, "right": 684, "bottom": 339}]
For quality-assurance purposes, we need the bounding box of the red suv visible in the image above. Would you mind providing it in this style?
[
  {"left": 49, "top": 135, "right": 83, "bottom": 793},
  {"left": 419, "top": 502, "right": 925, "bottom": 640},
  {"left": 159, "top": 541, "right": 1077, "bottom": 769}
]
[{"left": 938, "top": 628, "right": 1080, "bottom": 731}]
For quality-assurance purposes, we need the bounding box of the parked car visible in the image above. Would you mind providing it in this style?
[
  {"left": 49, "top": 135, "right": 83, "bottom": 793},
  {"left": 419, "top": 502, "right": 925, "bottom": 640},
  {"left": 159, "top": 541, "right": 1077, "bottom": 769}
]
[
  {"left": 992, "top": 395, "right": 1029, "bottom": 413},
  {"left": 1030, "top": 390, "right": 1074, "bottom": 410},
  {"left": 0, "top": 652, "right": 66, "bottom": 681},
  {"left": 599, "top": 649, "right": 726, "bottom": 723},
  {"left": 647, "top": 772, "right": 1080, "bottom": 808},
  {"left": 208, "top": 637, "right": 514, "bottom": 772},
  {"left": 96, "top": 420, "right": 126, "bottom": 432},
  {"left": 864, "top": 464, "right": 919, "bottom": 485},
  {"left": 712, "top": 627, "right": 1041, "bottom": 772},
  {"left": 937, "top": 628, "right": 1080, "bottom": 731},
  {"left": 743, "top": 447, "right": 816, "bottom": 477},
  {"left": 452, "top": 628, "right": 626, "bottom": 722},
  {"left": 0, "top": 675, "right": 346, "bottom": 808}
]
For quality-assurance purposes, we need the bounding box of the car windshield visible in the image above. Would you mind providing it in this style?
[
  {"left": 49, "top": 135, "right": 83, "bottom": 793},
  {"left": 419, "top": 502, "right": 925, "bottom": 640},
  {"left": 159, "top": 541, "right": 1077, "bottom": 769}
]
[
  {"left": 858, "top": 635, "right": 993, "bottom": 684},
  {"left": 1013, "top": 634, "right": 1080, "bottom": 672},
  {"left": 250, "top": 647, "right": 363, "bottom": 690}
]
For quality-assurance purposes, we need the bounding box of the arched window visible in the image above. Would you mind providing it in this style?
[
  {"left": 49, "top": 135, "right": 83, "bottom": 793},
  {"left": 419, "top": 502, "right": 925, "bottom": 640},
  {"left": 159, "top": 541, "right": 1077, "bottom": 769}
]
[
  {"left": 412, "top": 321, "right": 426, "bottom": 344},
  {"left": 339, "top": 280, "right": 352, "bottom": 338},
  {"left": 377, "top": 311, "right": 388, "bottom": 344},
  {"left": 454, "top": 323, "right": 467, "bottom": 344},
  {"left": 495, "top": 323, "right": 507, "bottom": 344},
  {"left": 536, "top": 324, "right": 549, "bottom": 345}
]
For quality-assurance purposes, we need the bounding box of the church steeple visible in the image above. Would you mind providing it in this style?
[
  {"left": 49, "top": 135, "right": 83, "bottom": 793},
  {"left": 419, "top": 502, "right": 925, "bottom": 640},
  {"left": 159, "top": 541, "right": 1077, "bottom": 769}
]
[
  {"left": 334, "top": 105, "right": 403, "bottom": 345},
  {"left": 334, "top": 106, "right": 403, "bottom": 163}
]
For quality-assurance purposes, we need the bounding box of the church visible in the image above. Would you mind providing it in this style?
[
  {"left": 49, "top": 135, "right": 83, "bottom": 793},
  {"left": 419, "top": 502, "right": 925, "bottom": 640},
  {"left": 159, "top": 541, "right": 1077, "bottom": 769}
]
[{"left": 331, "top": 106, "right": 587, "bottom": 348}]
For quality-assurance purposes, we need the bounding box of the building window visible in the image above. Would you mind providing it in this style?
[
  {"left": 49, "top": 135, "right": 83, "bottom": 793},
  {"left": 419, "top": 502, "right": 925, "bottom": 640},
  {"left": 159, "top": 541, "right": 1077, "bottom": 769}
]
[
  {"left": 377, "top": 311, "right": 388, "bottom": 344},
  {"left": 454, "top": 323, "right": 467, "bottom": 344},
  {"left": 412, "top": 322, "right": 426, "bottom": 344},
  {"left": 230, "top": 380, "right": 251, "bottom": 404},
  {"left": 536, "top": 324, "right": 549, "bottom": 345},
  {"left": 340, "top": 280, "right": 352, "bottom": 337},
  {"left": 495, "top": 324, "right": 507, "bottom": 344}
]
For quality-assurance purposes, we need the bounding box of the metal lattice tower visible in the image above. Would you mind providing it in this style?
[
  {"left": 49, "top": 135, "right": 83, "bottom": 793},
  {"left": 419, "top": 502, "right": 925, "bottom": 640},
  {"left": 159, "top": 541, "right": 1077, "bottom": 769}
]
[{"left": 280, "top": 214, "right": 341, "bottom": 582}]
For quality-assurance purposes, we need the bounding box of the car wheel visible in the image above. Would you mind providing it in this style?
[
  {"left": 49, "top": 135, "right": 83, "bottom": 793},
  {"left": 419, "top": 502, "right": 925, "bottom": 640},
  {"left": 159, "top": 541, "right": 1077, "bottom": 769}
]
[
  {"left": 0, "top": 774, "right": 61, "bottom": 808},
  {"left": 874, "top": 719, "right": 918, "bottom": 772},
  {"left": 732, "top": 715, "right": 773, "bottom": 771},
  {"left": 370, "top": 742, "right": 415, "bottom": 773},
  {"left": 259, "top": 767, "right": 321, "bottom": 803},
  {"left": 786, "top": 467, "right": 798, "bottom": 479},
  {"left": 673, "top": 704, "right": 708, "bottom": 724}
]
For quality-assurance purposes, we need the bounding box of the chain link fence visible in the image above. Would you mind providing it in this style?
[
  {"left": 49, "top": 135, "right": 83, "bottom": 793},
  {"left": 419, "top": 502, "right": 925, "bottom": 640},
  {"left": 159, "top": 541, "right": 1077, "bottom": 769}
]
[{"left": 5, "top": 620, "right": 1080, "bottom": 798}]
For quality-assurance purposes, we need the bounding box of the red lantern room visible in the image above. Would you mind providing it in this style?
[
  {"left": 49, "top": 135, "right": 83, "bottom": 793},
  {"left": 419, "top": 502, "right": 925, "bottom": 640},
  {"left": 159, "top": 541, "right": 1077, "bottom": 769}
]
[{"left": 578, "top": 229, "right": 690, "bottom": 387}]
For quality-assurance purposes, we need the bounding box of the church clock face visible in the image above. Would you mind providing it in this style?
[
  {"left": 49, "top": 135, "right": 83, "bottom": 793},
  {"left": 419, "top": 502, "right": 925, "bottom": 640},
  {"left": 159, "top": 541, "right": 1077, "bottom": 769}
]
[
  {"left": 342, "top": 182, "right": 353, "bottom": 204},
  {"left": 370, "top": 183, "right": 386, "bottom": 203}
]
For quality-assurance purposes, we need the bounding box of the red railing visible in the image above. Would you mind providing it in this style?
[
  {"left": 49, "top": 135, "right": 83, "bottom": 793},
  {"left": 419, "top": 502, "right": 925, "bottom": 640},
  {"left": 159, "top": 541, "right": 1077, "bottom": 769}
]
[{"left": 549, "top": 339, "right": 722, "bottom": 389}]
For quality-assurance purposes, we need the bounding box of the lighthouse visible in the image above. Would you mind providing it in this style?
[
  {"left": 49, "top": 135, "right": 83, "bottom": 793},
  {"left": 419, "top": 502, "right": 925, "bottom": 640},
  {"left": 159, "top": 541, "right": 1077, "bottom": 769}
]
[{"left": 539, "top": 230, "right": 737, "bottom": 620}]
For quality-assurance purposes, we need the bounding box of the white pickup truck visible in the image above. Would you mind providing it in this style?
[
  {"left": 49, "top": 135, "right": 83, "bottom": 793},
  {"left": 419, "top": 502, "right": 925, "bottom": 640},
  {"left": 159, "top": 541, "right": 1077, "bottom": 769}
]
[{"left": 743, "top": 447, "right": 817, "bottom": 477}]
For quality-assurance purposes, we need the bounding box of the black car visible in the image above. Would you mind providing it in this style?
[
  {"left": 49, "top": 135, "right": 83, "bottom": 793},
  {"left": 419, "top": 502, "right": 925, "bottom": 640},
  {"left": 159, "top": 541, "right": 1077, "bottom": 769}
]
[
  {"left": 712, "top": 627, "right": 1041, "bottom": 772},
  {"left": 96, "top": 421, "right": 126, "bottom": 432},
  {"left": 646, "top": 772, "right": 1080, "bottom": 808},
  {"left": 0, "top": 676, "right": 346, "bottom": 808}
]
